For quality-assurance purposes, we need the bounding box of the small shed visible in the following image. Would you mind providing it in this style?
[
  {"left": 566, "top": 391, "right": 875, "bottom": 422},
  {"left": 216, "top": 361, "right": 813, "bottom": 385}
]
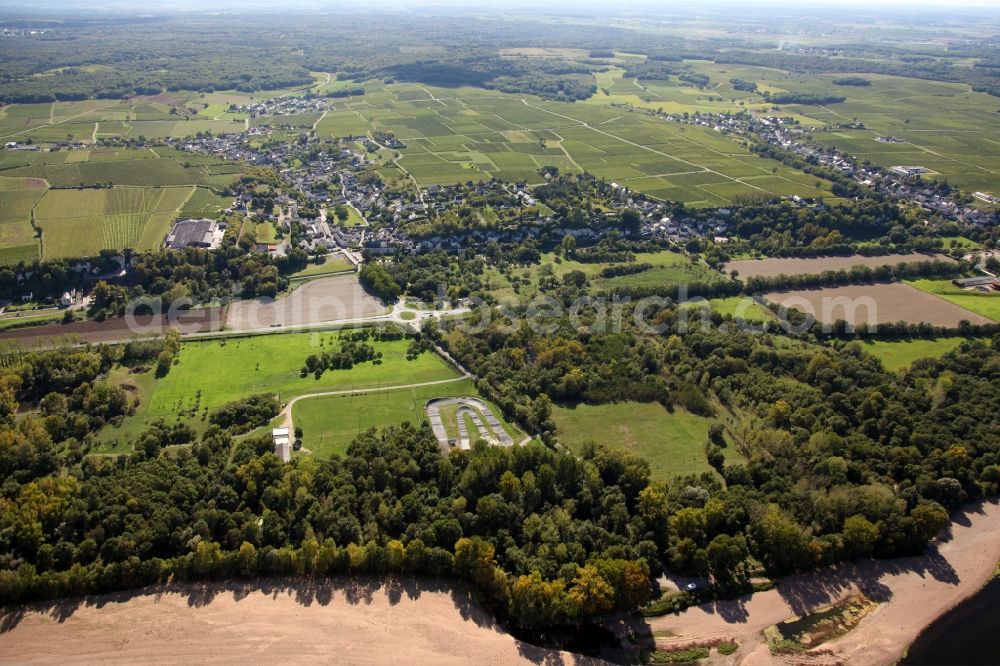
[{"left": 272, "top": 427, "right": 291, "bottom": 463}]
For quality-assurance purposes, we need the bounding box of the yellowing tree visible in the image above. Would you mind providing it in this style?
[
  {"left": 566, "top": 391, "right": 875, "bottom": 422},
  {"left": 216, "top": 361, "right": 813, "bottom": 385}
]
[{"left": 568, "top": 565, "right": 614, "bottom": 616}]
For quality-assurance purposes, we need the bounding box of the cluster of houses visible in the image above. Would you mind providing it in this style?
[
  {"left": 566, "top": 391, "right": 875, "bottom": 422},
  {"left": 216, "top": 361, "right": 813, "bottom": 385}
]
[
  {"left": 3, "top": 141, "right": 40, "bottom": 151},
  {"left": 139, "top": 91, "right": 1000, "bottom": 266},
  {"left": 622, "top": 104, "right": 996, "bottom": 229},
  {"left": 229, "top": 96, "right": 332, "bottom": 119},
  {"left": 746, "top": 117, "right": 997, "bottom": 227}
]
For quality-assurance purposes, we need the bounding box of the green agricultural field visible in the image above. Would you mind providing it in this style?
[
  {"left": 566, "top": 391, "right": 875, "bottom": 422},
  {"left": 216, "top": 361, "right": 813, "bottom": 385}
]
[
  {"left": 0, "top": 219, "right": 39, "bottom": 265},
  {"left": 311, "top": 82, "right": 834, "bottom": 204},
  {"left": 0, "top": 97, "right": 252, "bottom": 144},
  {"left": 0, "top": 243, "right": 38, "bottom": 266},
  {"left": 0, "top": 148, "right": 239, "bottom": 188},
  {"left": 179, "top": 187, "right": 233, "bottom": 218},
  {"left": 552, "top": 401, "right": 739, "bottom": 481},
  {"left": 294, "top": 378, "right": 487, "bottom": 458},
  {"left": 33, "top": 185, "right": 194, "bottom": 259},
  {"left": 784, "top": 74, "right": 1000, "bottom": 195},
  {"left": 0, "top": 187, "right": 46, "bottom": 223},
  {"left": 582, "top": 61, "right": 1000, "bottom": 196},
  {"left": 857, "top": 337, "right": 972, "bottom": 371},
  {"left": 0, "top": 177, "right": 45, "bottom": 264},
  {"left": 907, "top": 279, "right": 1000, "bottom": 323}
]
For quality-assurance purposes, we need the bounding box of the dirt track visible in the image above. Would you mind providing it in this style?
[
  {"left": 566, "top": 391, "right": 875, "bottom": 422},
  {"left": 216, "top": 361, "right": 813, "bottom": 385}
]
[
  {"left": 764, "top": 282, "right": 992, "bottom": 326},
  {"left": 727, "top": 253, "right": 953, "bottom": 278},
  {"left": 0, "top": 577, "right": 581, "bottom": 665}
]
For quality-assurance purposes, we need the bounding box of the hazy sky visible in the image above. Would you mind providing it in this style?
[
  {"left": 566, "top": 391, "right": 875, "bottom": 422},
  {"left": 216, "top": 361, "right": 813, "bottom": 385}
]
[
  {"left": 6, "top": 0, "right": 1000, "bottom": 7},
  {"left": 3, "top": 0, "right": 1000, "bottom": 14}
]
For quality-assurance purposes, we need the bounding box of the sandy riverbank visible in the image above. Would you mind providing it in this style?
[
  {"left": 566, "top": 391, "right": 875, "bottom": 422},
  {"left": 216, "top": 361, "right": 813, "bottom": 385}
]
[
  {"left": 648, "top": 498, "right": 1000, "bottom": 665},
  {"left": 2, "top": 501, "right": 998, "bottom": 665},
  {"left": 0, "top": 577, "right": 585, "bottom": 665}
]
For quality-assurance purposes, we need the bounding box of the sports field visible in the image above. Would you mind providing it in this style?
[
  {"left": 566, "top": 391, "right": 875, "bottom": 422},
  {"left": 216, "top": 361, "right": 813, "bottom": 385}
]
[
  {"left": 33, "top": 186, "right": 195, "bottom": 259},
  {"left": 551, "top": 401, "right": 739, "bottom": 481}
]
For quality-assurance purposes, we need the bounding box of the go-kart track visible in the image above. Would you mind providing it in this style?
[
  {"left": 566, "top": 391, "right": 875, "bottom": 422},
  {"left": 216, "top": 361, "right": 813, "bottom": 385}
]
[{"left": 425, "top": 397, "right": 514, "bottom": 451}]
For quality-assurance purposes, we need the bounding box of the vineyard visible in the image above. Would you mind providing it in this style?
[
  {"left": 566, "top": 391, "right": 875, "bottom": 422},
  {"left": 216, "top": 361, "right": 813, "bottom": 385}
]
[{"left": 33, "top": 186, "right": 195, "bottom": 259}]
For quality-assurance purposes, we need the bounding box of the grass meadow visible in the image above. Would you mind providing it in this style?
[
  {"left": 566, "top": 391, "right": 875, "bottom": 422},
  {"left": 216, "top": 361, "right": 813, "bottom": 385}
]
[
  {"left": 95, "top": 331, "right": 463, "bottom": 451},
  {"left": 551, "top": 401, "right": 740, "bottom": 481},
  {"left": 293, "top": 378, "right": 523, "bottom": 458},
  {"left": 290, "top": 253, "right": 355, "bottom": 278},
  {"left": 858, "top": 336, "right": 971, "bottom": 371},
  {"left": 907, "top": 279, "right": 1000, "bottom": 323}
]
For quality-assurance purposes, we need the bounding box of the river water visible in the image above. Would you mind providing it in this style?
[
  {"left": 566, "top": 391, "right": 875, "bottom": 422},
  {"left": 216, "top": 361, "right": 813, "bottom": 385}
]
[{"left": 902, "top": 576, "right": 1000, "bottom": 665}]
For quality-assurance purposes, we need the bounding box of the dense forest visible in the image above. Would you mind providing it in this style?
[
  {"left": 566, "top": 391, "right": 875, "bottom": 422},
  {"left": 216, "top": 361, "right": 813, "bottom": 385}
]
[
  {"left": 2, "top": 313, "right": 998, "bottom": 626},
  {"left": 3, "top": 10, "right": 999, "bottom": 102},
  {"left": 433, "top": 311, "right": 1000, "bottom": 576},
  {"left": 0, "top": 345, "right": 657, "bottom": 625},
  {"left": 2, "top": 4, "right": 1000, "bottom": 640}
]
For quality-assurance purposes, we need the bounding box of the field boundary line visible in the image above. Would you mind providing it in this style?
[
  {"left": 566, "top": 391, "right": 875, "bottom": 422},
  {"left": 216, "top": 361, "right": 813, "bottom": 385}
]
[{"left": 518, "top": 97, "right": 769, "bottom": 194}]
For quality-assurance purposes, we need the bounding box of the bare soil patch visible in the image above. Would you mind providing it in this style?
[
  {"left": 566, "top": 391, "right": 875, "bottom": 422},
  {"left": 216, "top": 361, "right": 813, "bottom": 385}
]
[
  {"left": 727, "top": 253, "right": 953, "bottom": 279},
  {"left": 647, "top": 498, "right": 1000, "bottom": 666},
  {"left": 0, "top": 307, "right": 224, "bottom": 346},
  {"left": 764, "top": 282, "right": 992, "bottom": 327},
  {"left": 0, "top": 577, "right": 575, "bottom": 665},
  {"left": 226, "top": 274, "right": 384, "bottom": 331}
]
